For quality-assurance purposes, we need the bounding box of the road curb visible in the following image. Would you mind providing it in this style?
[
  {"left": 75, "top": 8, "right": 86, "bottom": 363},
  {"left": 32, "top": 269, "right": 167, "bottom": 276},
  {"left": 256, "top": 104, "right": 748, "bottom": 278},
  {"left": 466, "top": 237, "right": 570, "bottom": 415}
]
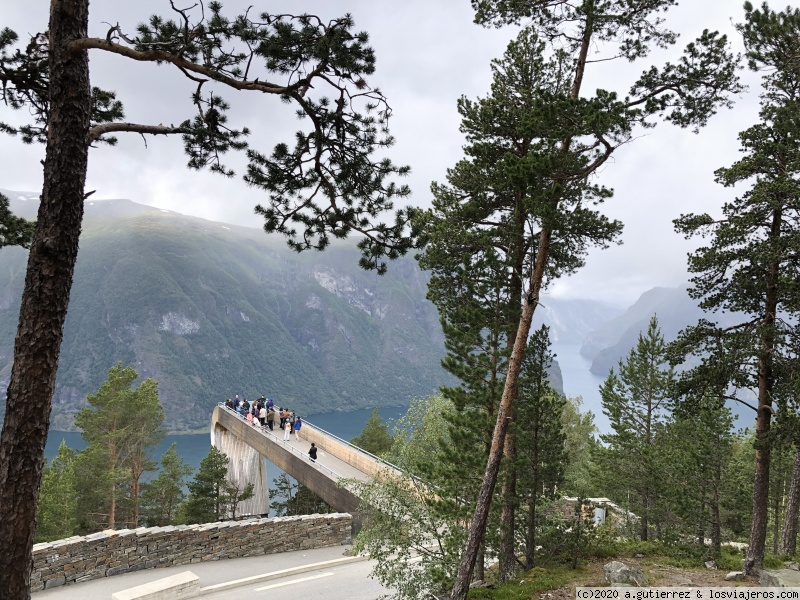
[{"left": 198, "top": 554, "right": 368, "bottom": 595}]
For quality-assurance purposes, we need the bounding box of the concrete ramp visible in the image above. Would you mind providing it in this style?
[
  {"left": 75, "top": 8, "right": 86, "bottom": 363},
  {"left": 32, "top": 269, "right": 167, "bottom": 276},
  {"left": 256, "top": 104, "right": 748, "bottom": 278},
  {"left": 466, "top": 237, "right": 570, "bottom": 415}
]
[{"left": 211, "top": 405, "right": 388, "bottom": 513}]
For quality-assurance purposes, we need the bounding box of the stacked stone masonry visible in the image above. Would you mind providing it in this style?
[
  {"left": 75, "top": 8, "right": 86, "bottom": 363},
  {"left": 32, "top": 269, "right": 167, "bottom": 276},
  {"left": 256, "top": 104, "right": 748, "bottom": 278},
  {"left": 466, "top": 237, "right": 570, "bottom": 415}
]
[{"left": 30, "top": 513, "right": 352, "bottom": 592}]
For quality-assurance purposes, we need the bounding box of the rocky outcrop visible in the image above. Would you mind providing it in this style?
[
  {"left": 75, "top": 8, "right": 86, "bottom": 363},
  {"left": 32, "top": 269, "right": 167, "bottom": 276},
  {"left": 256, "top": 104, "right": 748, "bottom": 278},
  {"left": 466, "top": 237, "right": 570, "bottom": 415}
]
[
  {"left": 760, "top": 569, "right": 800, "bottom": 587},
  {"left": 604, "top": 561, "right": 648, "bottom": 586}
]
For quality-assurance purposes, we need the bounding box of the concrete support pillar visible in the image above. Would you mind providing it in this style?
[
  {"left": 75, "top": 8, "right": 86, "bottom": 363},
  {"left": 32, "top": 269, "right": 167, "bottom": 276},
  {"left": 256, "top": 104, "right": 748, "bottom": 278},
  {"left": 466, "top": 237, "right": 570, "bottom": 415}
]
[{"left": 211, "top": 424, "right": 269, "bottom": 517}]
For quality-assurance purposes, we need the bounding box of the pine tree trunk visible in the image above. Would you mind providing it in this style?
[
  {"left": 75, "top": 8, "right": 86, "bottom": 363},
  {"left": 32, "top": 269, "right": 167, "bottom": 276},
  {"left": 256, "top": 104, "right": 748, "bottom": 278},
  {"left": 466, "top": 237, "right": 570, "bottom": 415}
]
[
  {"left": 0, "top": 1, "right": 91, "bottom": 596},
  {"left": 525, "top": 494, "right": 536, "bottom": 569},
  {"left": 498, "top": 426, "right": 517, "bottom": 582},
  {"left": 450, "top": 7, "right": 595, "bottom": 596},
  {"left": 711, "top": 480, "right": 721, "bottom": 558},
  {"left": 745, "top": 228, "right": 779, "bottom": 574},
  {"left": 450, "top": 229, "right": 552, "bottom": 600},
  {"left": 773, "top": 476, "right": 781, "bottom": 555},
  {"left": 780, "top": 446, "right": 800, "bottom": 556}
]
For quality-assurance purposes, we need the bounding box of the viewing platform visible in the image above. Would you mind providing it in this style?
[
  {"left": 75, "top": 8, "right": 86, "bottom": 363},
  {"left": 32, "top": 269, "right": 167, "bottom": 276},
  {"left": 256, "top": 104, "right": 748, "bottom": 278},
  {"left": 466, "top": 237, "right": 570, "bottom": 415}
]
[{"left": 211, "top": 404, "right": 398, "bottom": 514}]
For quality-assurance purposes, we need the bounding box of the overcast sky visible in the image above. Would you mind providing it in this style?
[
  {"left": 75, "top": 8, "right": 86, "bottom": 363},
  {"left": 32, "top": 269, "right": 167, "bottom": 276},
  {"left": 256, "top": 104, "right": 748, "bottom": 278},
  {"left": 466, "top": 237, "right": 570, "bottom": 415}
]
[{"left": 2, "top": 1, "right": 770, "bottom": 307}]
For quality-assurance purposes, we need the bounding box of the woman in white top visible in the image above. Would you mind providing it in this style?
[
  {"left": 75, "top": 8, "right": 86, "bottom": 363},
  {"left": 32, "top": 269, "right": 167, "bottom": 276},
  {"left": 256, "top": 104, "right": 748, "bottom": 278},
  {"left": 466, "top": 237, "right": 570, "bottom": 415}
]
[{"left": 283, "top": 417, "right": 292, "bottom": 441}]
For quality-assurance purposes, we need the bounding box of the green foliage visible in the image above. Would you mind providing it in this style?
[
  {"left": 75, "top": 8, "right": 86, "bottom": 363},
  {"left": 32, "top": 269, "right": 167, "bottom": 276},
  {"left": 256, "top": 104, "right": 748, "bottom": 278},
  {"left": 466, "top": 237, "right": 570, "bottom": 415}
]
[
  {"left": 560, "top": 397, "right": 601, "bottom": 497},
  {"left": 352, "top": 395, "right": 466, "bottom": 600},
  {"left": 270, "top": 473, "right": 332, "bottom": 517},
  {"left": 350, "top": 407, "right": 393, "bottom": 456},
  {"left": 515, "top": 327, "right": 568, "bottom": 568},
  {"left": 600, "top": 316, "right": 674, "bottom": 540},
  {"left": 140, "top": 443, "right": 193, "bottom": 526},
  {"left": 73, "top": 363, "right": 165, "bottom": 530},
  {"left": 670, "top": 2, "right": 800, "bottom": 571},
  {"left": 35, "top": 441, "right": 78, "bottom": 542},
  {"left": 0, "top": 192, "right": 35, "bottom": 249},
  {"left": 659, "top": 394, "right": 735, "bottom": 556},
  {"left": 466, "top": 566, "right": 576, "bottom": 600},
  {"left": 183, "top": 446, "right": 254, "bottom": 523}
]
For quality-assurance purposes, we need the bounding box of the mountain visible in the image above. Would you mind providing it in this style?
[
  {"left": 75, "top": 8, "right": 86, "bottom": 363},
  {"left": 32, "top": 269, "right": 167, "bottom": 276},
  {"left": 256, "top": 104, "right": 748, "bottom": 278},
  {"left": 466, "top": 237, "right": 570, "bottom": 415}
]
[
  {"left": 532, "top": 297, "right": 622, "bottom": 346},
  {"left": 580, "top": 285, "right": 739, "bottom": 376},
  {"left": 0, "top": 191, "right": 454, "bottom": 432}
]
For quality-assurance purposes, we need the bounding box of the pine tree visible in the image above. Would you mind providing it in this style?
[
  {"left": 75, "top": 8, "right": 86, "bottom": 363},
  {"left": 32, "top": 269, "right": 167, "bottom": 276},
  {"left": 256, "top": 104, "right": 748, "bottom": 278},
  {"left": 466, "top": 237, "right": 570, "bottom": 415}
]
[
  {"left": 600, "top": 316, "right": 674, "bottom": 541},
  {"left": 140, "top": 443, "right": 193, "bottom": 527},
  {"left": 443, "top": 1, "right": 743, "bottom": 592},
  {"left": 73, "top": 363, "right": 164, "bottom": 530},
  {"left": 34, "top": 441, "right": 78, "bottom": 543},
  {"left": 0, "top": 5, "right": 414, "bottom": 593},
  {"left": 662, "top": 394, "right": 734, "bottom": 556},
  {"left": 672, "top": 2, "right": 800, "bottom": 572},
  {"left": 351, "top": 408, "right": 393, "bottom": 456},
  {"left": 515, "top": 326, "right": 567, "bottom": 569},
  {"left": 270, "top": 473, "right": 332, "bottom": 517},
  {"left": 183, "top": 446, "right": 254, "bottom": 524}
]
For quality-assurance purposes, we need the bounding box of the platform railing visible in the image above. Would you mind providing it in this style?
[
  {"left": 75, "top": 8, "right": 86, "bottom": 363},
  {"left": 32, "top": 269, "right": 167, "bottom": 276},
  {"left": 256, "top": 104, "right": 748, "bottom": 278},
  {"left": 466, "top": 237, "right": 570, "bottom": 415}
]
[{"left": 216, "top": 403, "right": 344, "bottom": 480}]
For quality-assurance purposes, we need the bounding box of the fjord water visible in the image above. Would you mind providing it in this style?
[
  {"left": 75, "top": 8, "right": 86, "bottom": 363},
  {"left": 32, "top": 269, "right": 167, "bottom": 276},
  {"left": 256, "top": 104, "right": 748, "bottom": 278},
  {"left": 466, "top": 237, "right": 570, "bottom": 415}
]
[
  {"left": 44, "top": 405, "right": 410, "bottom": 479},
  {"left": 43, "top": 347, "right": 608, "bottom": 472}
]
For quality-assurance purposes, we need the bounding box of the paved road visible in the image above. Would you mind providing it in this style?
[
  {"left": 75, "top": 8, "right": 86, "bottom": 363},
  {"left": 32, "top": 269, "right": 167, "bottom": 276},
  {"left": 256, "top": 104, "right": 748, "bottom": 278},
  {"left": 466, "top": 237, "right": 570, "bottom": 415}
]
[{"left": 33, "top": 545, "right": 390, "bottom": 599}]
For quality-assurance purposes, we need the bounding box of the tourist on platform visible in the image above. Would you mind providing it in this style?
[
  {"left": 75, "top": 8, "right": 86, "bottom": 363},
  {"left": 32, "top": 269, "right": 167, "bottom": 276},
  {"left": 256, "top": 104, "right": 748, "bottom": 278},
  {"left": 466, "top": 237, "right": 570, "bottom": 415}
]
[
  {"left": 283, "top": 418, "right": 292, "bottom": 441},
  {"left": 225, "top": 398, "right": 233, "bottom": 410},
  {"left": 293, "top": 416, "right": 302, "bottom": 441},
  {"left": 258, "top": 405, "right": 267, "bottom": 427},
  {"left": 278, "top": 407, "right": 286, "bottom": 429},
  {"left": 308, "top": 443, "right": 317, "bottom": 462},
  {"left": 267, "top": 406, "right": 275, "bottom": 431}
]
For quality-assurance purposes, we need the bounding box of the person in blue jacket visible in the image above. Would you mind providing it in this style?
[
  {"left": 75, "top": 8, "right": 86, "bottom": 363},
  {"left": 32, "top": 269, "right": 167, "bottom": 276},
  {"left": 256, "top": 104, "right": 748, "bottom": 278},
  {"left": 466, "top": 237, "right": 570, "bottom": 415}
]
[{"left": 293, "top": 416, "right": 302, "bottom": 441}]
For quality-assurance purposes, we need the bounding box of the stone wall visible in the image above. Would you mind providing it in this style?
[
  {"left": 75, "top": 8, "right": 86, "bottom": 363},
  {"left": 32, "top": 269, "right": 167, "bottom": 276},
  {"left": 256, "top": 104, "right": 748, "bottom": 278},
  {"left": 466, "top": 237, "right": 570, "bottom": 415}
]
[{"left": 31, "top": 513, "right": 352, "bottom": 592}]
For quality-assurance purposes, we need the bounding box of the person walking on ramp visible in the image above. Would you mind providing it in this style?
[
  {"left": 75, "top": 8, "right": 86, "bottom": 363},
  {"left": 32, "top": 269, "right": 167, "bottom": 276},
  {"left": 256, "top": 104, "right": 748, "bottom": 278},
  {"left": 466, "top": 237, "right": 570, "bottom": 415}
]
[
  {"left": 283, "top": 417, "right": 292, "bottom": 441},
  {"left": 293, "top": 416, "right": 303, "bottom": 441},
  {"left": 309, "top": 442, "right": 317, "bottom": 462}
]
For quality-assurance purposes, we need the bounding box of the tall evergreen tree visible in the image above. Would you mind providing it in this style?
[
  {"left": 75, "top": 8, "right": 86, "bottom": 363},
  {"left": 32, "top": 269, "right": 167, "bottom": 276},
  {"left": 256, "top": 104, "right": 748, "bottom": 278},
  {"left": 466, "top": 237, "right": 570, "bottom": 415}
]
[
  {"left": 270, "top": 473, "right": 332, "bottom": 517},
  {"left": 34, "top": 441, "right": 78, "bottom": 543},
  {"left": 351, "top": 408, "right": 394, "bottom": 456},
  {"left": 444, "top": 2, "right": 742, "bottom": 593},
  {"left": 662, "top": 394, "right": 734, "bottom": 556},
  {"left": 515, "top": 326, "right": 566, "bottom": 569},
  {"left": 140, "top": 443, "right": 193, "bottom": 527},
  {"left": 0, "top": 5, "right": 414, "bottom": 594},
  {"left": 183, "top": 446, "right": 254, "bottom": 524},
  {"left": 600, "top": 316, "right": 674, "bottom": 541},
  {"left": 73, "top": 363, "right": 164, "bottom": 530},
  {"left": 672, "top": 2, "right": 800, "bottom": 572}
]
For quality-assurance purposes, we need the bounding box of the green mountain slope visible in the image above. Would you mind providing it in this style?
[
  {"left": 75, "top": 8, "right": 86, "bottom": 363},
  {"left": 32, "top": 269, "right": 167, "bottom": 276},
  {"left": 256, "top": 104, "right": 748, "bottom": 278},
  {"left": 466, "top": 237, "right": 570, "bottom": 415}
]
[{"left": 0, "top": 194, "right": 451, "bottom": 431}]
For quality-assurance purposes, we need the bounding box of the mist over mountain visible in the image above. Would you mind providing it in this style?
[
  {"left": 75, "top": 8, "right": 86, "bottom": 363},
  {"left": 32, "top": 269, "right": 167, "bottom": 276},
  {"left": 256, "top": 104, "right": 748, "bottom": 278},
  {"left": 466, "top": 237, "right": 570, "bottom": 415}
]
[
  {"left": 2, "top": 190, "right": 581, "bottom": 433},
  {"left": 1, "top": 191, "right": 458, "bottom": 432},
  {"left": 580, "top": 285, "right": 743, "bottom": 377},
  {"left": 533, "top": 297, "right": 623, "bottom": 346}
]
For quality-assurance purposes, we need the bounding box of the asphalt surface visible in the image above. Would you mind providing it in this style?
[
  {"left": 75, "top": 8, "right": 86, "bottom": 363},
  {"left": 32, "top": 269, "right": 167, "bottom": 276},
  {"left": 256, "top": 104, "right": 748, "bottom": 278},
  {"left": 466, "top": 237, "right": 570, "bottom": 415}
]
[{"left": 32, "top": 544, "right": 390, "bottom": 599}]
